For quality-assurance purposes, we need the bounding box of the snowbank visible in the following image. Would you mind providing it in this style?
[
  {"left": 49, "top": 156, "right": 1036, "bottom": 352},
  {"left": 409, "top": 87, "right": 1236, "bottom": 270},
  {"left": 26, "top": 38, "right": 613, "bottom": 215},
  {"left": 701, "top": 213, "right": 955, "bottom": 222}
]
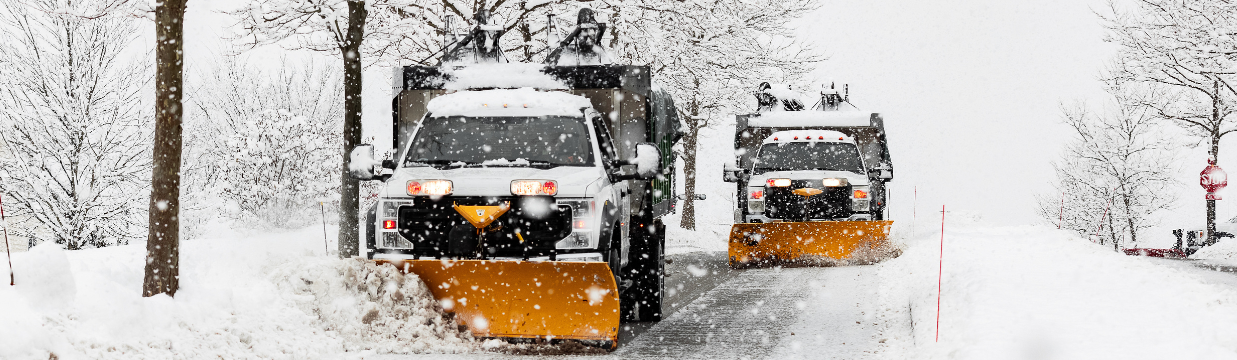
[
  {"left": 0, "top": 226, "right": 476, "bottom": 360},
  {"left": 875, "top": 224, "right": 1237, "bottom": 359},
  {"left": 1192, "top": 238, "right": 1237, "bottom": 267}
]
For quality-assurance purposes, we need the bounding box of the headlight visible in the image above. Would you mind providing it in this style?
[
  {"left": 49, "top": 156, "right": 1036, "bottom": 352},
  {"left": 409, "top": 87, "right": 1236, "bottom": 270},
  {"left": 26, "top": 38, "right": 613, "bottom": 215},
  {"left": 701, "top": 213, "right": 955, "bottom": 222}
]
[
  {"left": 766, "top": 178, "right": 791, "bottom": 187},
  {"left": 407, "top": 180, "right": 452, "bottom": 195},
  {"left": 822, "top": 178, "right": 848, "bottom": 187},
  {"left": 511, "top": 179, "right": 558, "bottom": 196}
]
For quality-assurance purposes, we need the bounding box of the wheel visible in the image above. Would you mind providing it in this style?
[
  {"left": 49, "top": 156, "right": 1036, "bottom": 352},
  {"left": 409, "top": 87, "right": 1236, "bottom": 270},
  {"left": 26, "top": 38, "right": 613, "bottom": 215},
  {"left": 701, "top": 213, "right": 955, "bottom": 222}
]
[
  {"left": 623, "top": 216, "right": 665, "bottom": 322},
  {"left": 605, "top": 223, "right": 623, "bottom": 285}
]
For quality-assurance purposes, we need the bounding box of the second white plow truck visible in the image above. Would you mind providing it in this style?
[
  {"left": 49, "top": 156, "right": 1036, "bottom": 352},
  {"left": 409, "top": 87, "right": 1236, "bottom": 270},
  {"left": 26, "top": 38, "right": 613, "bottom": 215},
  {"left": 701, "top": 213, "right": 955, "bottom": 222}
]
[{"left": 724, "top": 83, "right": 895, "bottom": 267}]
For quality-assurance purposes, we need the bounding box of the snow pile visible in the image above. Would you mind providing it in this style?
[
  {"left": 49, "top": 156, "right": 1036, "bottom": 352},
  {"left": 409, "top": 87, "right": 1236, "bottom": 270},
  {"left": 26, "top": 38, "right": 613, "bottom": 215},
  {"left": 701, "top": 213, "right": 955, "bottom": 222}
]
[
  {"left": 272, "top": 258, "right": 473, "bottom": 354},
  {"left": 1192, "top": 238, "right": 1237, "bottom": 266},
  {"left": 442, "top": 63, "right": 567, "bottom": 91},
  {"left": 0, "top": 226, "right": 476, "bottom": 360},
  {"left": 875, "top": 224, "right": 1237, "bottom": 359},
  {"left": 427, "top": 88, "right": 592, "bottom": 117}
]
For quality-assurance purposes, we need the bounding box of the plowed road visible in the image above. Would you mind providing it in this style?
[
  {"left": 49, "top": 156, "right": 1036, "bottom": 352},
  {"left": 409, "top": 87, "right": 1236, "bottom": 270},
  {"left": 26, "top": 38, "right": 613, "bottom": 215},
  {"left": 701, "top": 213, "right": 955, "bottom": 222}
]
[{"left": 385, "top": 251, "right": 888, "bottom": 359}]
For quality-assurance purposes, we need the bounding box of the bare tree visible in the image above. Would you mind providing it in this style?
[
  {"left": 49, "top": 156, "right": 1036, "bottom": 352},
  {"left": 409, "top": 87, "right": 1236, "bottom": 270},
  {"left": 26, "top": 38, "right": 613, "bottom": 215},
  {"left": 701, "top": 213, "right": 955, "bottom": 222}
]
[
  {"left": 143, "top": 0, "right": 188, "bottom": 298},
  {"left": 185, "top": 56, "right": 344, "bottom": 229},
  {"left": 1103, "top": 0, "right": 1237, "bottom": 245},
  {"left": 1039, "top": 79, "right": 1178, "bottom": 250},
  {"left": 603, "top": 0, "right": 823, "bottom": 229},
  {"left": 0, "top": 0, "right": 151, "bottom": 250}
]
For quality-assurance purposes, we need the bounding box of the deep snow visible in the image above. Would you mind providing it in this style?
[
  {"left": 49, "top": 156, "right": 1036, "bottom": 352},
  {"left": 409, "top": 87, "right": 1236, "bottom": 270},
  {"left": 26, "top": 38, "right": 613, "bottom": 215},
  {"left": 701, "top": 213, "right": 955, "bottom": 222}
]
[
  {"left": 0, "top": 226, "right": 476, "bottom": 360},
  {"left": 876, "top": 221, "right": 1237, "bottom": 359}
]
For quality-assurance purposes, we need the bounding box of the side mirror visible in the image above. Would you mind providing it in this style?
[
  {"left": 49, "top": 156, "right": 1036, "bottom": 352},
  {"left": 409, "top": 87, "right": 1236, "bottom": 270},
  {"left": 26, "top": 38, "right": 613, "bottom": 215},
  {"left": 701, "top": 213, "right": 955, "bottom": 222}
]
[
  {"left": 723, "top": 163, "right": 745, "bottom": 183},
  {"left": 631, "top": 143, "right": 663, "bottom": 180},
  {"left": 869, "top": 166, "right": 893, "bottom": 181},
  {"left": 349, "top": 144, "right": 380, "bottom": 180}
]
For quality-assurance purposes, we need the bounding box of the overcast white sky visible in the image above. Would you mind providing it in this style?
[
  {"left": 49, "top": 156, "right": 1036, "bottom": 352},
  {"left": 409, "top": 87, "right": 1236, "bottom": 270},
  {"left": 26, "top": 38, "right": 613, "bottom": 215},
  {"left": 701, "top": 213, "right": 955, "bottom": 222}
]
[{"left": 169, "top": 0, "right": 1234, "bottom": 246}]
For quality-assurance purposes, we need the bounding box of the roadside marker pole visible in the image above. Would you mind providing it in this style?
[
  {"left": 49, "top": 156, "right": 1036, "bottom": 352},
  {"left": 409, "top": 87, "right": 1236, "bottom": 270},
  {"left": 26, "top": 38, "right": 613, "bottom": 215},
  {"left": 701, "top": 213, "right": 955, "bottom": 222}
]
[
  {"left": 912, "top": 186, "right": 918, "bottom": 236},
  {"left": 2, "top": 194, "right": 13, "bottom": 286},
  {"left": 320, "top": 202, "right": 329, "bottom": 256},
  {"left": 936, "top": 205, "right": 944, "bottom": 342}
]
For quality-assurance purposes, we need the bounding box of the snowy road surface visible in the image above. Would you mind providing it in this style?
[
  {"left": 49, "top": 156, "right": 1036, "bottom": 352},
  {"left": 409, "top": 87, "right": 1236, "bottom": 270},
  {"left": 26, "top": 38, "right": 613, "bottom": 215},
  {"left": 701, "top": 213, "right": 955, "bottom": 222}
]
[
  {"left": 613, "top": 265, "right": 883, "bottom": 359},
  {"left": 378, "top": 253, "right": 886, "bottom": 359}
]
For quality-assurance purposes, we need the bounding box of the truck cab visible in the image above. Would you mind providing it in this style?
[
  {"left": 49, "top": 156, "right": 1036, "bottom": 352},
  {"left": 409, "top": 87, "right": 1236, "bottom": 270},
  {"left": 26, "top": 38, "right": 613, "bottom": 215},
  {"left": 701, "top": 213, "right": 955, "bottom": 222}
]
[
  {"left": 741, "top": 130, "right": 874, "bottom": 223},
  {"left": 360, "top": 86, "right": 659, "bottom": 264}
]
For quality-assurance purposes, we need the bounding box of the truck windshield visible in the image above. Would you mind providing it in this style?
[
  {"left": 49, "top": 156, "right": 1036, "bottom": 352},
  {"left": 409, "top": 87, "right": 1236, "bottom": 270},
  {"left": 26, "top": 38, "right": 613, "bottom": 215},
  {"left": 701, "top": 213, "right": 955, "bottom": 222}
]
[
  {"left": 754, "top": 142, "right": 865, "bottom": 174},
  {"left": 404, "top": 115, "right": 594, "bottom": 168}
]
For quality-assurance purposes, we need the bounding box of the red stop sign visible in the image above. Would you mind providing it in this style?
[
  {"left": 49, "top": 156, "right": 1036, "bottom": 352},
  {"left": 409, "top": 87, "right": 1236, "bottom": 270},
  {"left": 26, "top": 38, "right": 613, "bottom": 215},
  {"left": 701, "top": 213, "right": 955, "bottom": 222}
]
[{"left": 1202, "top": 164, "right": 1228, "bottom": 200}]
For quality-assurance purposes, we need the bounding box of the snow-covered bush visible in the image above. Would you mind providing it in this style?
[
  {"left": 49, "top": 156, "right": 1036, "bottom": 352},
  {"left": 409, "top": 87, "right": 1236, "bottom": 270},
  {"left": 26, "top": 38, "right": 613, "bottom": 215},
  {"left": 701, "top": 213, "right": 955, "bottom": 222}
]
[{"left": 184, "top": 57, "right": 343, "bottom": 230}]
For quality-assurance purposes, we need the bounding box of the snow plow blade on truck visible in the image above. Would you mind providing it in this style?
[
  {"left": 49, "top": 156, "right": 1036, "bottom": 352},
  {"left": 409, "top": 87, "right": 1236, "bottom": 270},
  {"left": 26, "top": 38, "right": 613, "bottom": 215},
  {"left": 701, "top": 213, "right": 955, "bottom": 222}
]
[
  {"left": 376, "top": 259, "right": 620, "bottom": 347},
  {"left": 729, "top": 221, "right": 893, "bottom": 267}
]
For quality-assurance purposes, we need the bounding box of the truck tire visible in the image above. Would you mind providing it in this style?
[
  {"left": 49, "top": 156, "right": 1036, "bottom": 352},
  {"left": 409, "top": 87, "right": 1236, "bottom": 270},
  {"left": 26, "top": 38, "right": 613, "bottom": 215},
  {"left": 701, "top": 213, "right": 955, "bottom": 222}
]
[{"left": 623, "top": 214, "right": 665, "bottom": 322}]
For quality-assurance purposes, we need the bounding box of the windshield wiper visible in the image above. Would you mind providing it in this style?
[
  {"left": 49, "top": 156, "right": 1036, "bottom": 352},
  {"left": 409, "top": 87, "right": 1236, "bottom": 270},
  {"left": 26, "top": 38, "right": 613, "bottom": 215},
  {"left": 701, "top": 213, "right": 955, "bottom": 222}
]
[
  {"left": 405, "top": 159, "right": 472, "bottom": 168},
  {"left": 462, "top": 159, "right": 559, "bottom": 168}
]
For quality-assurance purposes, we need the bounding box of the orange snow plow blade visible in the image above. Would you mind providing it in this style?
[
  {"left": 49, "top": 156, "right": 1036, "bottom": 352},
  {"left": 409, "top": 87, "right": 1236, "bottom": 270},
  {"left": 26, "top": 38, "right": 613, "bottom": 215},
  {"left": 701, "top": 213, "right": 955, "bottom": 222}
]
[
  {"left": 376, "top": 259, "right": 619, "bottom": 347},
  {"left": 729, "top": 221, "right": 894, "bottom": 267}
]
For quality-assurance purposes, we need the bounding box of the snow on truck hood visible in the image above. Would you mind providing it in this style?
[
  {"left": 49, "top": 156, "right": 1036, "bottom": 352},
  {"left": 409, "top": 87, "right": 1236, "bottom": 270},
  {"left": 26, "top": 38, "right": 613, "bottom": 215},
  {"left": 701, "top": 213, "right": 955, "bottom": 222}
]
[
  {"left": 748, "top": 170, "right": 870, "bottom": 187},
  {"left": 426, "top": 88, "right": 592, "bottom": 117},
  {"left": 383, "top": 166, "right": 605, "bottom": 197}
]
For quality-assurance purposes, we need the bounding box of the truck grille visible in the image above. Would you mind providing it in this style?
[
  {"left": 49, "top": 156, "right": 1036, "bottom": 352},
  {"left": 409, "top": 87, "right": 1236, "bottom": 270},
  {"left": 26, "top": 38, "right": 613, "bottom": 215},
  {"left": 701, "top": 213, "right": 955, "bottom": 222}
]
[
  {"left": 392, "top": 196, "right": 573, "bottom": 258},
  {"left": 763, "top": 180, "right": 852, "bottom": 220}
]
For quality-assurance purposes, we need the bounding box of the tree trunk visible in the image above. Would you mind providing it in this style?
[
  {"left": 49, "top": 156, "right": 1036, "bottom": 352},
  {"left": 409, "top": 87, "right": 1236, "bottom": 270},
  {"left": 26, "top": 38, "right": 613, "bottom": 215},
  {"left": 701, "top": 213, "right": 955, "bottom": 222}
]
[
  {"left": 1122, "top": 192, "right": 1135, "bottom": 251},
  {"left": 1208, "top": 80, "right": 1221, "bottom": 246},
  {"left": 1106, "top": 208, "right": 1117, "bottom": 249},
  {"left": 143, "top": 0, "right": 187, "bottom": 298},
  {"left": 337, "top": 1, "right": 367, "bottom": 258},
  {"left": 679, "top": 124, "right": 700, "bottom": 230},
  {"left": 679, "top": 103, "right": 700, "bottom": 231}
]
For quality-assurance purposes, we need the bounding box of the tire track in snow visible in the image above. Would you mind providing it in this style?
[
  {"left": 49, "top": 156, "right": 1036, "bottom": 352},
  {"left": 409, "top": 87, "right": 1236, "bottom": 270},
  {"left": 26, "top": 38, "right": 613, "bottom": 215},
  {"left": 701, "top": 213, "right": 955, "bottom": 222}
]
[{"left": 613, "top": 268, "right": 814, "bottom": 359}]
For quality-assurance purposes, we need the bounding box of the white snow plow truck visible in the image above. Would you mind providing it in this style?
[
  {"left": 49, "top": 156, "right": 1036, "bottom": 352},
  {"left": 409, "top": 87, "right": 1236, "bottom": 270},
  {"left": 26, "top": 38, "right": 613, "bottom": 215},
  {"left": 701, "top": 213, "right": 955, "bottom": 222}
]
[
  {"left": 348, "top": 9, "right": 681, "bottom": 349},
  {"left": 724, "top": 83, "right": 895, "bottom": 268}
]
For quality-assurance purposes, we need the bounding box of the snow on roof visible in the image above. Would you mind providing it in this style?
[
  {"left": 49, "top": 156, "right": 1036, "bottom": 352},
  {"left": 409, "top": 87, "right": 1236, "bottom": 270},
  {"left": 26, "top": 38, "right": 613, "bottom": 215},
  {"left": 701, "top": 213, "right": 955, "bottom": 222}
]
[
  {"left": 764, "top": 130, "right": 853, "bottom": 143},
  {"left": 748, "top": 111, "right": 873, "bottom": 127},
  {"left": 426, "top": 88, "right": 593, "bottom": 117},
  {"left": 442, "top": 63, "right": 567, "bottom": 90}
]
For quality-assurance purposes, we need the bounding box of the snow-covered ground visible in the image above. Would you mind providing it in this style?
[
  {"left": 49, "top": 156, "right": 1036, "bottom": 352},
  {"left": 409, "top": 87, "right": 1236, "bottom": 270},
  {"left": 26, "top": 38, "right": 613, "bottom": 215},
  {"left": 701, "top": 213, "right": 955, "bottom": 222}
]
[
  {"left": 1193, "top": 238, "right": 1237, "bottom": 267},
  {"left": 0, "top": 226, "right": 476, "bottom": 360},
  {"left": 877, "top": 221, "right": 1237, "bottom": 359}
]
